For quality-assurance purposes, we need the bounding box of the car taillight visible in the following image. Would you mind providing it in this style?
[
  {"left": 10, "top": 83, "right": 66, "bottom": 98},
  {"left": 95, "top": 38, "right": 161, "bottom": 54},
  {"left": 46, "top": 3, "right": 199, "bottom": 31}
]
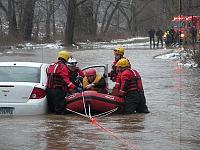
[{"left": 29, "top": 87, "right": 46, "bottom": 99}]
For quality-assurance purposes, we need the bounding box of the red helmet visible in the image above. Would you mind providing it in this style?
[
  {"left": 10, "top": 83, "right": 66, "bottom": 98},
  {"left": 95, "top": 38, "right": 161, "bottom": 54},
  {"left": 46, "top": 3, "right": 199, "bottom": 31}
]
[{"left": 85, "top": 68, "right": 96, "bottom": 76}]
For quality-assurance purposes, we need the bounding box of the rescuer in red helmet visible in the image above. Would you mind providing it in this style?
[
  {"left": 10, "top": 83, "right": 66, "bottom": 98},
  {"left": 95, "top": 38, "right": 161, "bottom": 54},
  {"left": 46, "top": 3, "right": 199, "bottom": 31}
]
[{"left": 83, "top": 68, "right": 107, "bottom": 94}]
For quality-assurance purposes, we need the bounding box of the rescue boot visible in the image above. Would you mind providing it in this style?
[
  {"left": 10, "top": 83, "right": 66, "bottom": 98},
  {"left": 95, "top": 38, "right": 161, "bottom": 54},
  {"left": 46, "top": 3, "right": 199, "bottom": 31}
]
[{"left": 136, "top": 105, "right": 150, "bottom": 113}]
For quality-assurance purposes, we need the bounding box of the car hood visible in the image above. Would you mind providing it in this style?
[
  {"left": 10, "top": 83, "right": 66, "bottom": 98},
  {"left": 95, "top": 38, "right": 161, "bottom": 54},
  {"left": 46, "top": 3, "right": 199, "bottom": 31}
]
[{"left": 0, "top": 82, "right": 42, "bottom": 103}]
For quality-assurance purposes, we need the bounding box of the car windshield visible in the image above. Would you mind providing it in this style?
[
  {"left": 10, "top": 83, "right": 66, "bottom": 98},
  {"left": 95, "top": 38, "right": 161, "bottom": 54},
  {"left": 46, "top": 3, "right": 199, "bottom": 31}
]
[{"left": 0, "top": 66, "right": 40, "bottom": 82}]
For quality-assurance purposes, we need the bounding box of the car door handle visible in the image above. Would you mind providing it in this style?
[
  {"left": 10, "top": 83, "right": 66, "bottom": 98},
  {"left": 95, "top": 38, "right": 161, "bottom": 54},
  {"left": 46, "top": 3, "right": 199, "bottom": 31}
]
[{"left": 2, "top": 89, "right": 10, "bottom": 92}]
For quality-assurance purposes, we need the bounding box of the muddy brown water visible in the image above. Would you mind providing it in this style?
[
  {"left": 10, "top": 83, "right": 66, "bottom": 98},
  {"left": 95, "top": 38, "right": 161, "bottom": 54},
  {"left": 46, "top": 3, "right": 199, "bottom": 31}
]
[{"left": 0, "top": 46, "right": 200, "bottom": 150}]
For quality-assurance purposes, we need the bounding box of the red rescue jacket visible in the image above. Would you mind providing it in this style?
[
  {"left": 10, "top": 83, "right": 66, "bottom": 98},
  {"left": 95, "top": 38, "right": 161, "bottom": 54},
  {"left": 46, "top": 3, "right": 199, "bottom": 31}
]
[
  {"left": 46, "top": 61, "right": 76, "bottom": 92},
  {"left": 114, "top": 68, "right": 143, "bottom": 97}
]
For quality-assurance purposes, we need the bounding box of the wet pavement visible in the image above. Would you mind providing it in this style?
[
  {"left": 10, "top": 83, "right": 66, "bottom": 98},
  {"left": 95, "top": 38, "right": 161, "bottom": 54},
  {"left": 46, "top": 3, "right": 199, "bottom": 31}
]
[{"left": 0, "top": 45, "right": 200, "bottom": 150}]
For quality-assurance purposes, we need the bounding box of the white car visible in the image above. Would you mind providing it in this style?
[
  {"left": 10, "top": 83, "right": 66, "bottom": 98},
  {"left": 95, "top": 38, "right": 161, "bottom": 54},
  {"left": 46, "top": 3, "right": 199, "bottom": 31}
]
[{"left": 0, "top": 62, "right": 49, "bottom": 115}]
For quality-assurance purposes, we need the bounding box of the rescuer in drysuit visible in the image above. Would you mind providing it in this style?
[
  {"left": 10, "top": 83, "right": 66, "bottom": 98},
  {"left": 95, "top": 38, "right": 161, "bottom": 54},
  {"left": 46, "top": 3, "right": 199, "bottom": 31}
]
[
  {"left": 112, "top": 58, "right": 149, "bottom": 114},
  {"left": 108, "top": 47, "right": 130, "bottom": 82},
  {"left": 66, "top": 57, "right": 85, "bottom": 88},
  {"left": 46, "top": 50, "right": 82, "bottom": 114}
]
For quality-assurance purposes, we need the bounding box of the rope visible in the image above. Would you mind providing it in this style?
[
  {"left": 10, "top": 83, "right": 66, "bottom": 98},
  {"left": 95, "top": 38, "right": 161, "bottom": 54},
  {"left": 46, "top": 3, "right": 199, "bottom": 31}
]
[
  {"left": 81, "top": 90, "right": 88, "bottom": 116},
  {"left": 66, "top": 96, "right": 140, "bottom": 149},
  {"left": 93, "top": 108, "right": 118, "bottom": 119},
  {"left": 92, "top": 118, "right": 141, "bottom": 150},
  {"left": 66, "top": 78, "right": 139, "bottom": 149},
  {"left": 88, "top": 103, "right": 92, "bottom": 119},
  {"left": 66, "top": 108, "right": 89, "bottom": 119}
]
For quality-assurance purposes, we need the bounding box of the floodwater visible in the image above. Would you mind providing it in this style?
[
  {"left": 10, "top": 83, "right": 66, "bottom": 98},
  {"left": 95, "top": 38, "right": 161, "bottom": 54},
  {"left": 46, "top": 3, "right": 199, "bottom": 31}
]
[{"left": 0, "top": 45, "right": 200, "bottom": 150}]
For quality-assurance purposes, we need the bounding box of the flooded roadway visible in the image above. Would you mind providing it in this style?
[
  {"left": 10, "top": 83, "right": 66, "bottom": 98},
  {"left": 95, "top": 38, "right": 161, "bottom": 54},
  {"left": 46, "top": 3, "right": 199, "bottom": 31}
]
[{"left": 0, "top": 45, "right": 200, "bottom": 150}]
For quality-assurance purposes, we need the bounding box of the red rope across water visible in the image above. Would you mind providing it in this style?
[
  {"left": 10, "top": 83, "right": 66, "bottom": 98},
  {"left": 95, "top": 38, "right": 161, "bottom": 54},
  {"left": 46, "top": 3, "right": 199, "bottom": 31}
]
[{"left": 90, "top": 117, "right": 141, "bottom": 150}]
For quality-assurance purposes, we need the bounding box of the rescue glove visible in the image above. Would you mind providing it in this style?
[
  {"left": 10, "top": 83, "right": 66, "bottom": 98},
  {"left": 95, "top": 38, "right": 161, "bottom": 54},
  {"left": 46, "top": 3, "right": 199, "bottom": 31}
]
[{"left": 85, "top": 83, "right": 94, "bottom": 90}]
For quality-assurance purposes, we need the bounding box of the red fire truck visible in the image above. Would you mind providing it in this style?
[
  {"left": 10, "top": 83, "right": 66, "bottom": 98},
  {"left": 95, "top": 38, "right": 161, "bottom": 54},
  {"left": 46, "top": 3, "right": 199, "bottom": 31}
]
[{"left": 164, "top": 16, "right": 200, "bottom": 45}]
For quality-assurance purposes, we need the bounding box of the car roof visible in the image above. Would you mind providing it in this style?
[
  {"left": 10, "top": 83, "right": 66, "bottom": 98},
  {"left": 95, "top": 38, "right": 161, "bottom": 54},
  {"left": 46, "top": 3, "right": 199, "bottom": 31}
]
[{"left": 0, "top": 62, "right": 48, "bottom": 67}]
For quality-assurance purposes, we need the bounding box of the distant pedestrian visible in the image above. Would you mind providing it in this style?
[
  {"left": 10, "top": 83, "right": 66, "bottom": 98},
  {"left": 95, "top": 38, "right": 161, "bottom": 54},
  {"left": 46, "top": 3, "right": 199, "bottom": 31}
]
[
  {"left": 156, "top": 28, "right": 164, "bottom": 48},
  {"left": 148, "top": 28, "right": 155, "bottom": 49},
  {"left": 190, "top": 26, "right": 197, "bottom": 45}
]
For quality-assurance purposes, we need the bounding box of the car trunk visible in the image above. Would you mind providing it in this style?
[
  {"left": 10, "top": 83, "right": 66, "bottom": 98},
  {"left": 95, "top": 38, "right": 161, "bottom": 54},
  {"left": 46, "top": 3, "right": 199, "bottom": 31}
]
[{"left": 0, "top": 82, "right": 37, "bottom": 103}]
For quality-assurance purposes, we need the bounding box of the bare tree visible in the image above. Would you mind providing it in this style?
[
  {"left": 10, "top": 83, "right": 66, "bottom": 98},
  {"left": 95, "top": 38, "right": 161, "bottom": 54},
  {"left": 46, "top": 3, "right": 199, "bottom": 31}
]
[
  {"left": 60, "top": 0, "right": 88, "bottom": 46},
  {"left": 0, "top": 0, "right": 18, "bottom": 37},
  {"left": 20, "top": 0, "right": 36, "bottom": 41},
  {"left": 119, "top": 0, "right": 154, "bottom": 36},
  {"left": 36, "top": 0, "right": 61, "bottom": 41},
  {"left": 78, "top": 0, "right": 96, "bottom": 35}
]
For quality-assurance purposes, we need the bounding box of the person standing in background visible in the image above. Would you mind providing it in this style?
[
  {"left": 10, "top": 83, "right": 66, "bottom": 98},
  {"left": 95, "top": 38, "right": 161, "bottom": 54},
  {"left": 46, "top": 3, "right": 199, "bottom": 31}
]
[
  {"left": 148, "top": 28, "right": 155, "bottom": 49},
  {"left": 156, "top": 28, "right": 164, "bottom": 48}
]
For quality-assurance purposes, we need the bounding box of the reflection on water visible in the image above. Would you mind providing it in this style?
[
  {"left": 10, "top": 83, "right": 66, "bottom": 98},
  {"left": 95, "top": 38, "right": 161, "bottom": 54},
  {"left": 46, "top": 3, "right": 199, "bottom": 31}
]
[{"left": 0, "top": 47, "right": 200, "bottom": 150}]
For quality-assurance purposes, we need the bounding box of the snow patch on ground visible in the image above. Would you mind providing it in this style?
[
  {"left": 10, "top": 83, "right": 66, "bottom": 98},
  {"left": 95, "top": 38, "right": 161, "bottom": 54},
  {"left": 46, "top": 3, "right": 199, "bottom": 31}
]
[{"left": 155, "top": 48, "right": 198, "bottom": 68}]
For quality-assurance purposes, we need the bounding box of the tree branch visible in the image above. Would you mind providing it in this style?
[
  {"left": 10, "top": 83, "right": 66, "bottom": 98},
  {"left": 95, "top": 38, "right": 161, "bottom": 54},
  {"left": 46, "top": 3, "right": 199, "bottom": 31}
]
[{"left": 0, "top": 1, "right": 8, "bottom": 14}]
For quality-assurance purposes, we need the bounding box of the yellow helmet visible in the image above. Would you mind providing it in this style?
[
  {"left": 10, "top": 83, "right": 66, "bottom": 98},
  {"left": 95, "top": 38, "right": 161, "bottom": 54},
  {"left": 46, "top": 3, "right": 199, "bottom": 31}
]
[
  {"left": 116, "top": 58, "right": 129, "bottom": 68},
  {"left": 58, "top": 50, "right": 71, "bottom": 61},
  {"left": 114, "top": 47, "right": 125, "bottom": 55}
]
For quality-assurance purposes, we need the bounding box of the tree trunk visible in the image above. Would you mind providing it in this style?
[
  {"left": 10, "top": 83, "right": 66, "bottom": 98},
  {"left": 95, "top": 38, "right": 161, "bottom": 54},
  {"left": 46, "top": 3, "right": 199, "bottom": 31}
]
[
  {"left": 87, "top": 0, "right": 95, "bottom": 35},
  {"left": 0, "top": 17, "right": 2, "bottom": 35},
  {"left": 45, "top": 11, "right": 51, "bottom": 40},
  {"left": 100, "top": 2, "right": 112, "bottom": 33},
  {"left": 103, "top": 1, "right": 121, "bottom": 34},
  {"left": 52, "top": 0, "right": 56, "bottom": 39},
  {"left": 8, "top": 0, "right": 18, "bottom": 37},
  {"left": 64, "top": 0, "right": 76, "bottom": 46},
  {"left": 22, "top": 0, "right": 35, "bottom": 41},
  {"left": 93, "top": 0, "right": 102, "bottom": 35}
]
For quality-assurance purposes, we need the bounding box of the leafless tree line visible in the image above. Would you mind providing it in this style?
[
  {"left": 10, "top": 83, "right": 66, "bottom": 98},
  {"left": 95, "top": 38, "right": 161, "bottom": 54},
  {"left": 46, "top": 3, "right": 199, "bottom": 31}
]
[{"left": 0, "top": 0, "right": 200, "bottom": 46}]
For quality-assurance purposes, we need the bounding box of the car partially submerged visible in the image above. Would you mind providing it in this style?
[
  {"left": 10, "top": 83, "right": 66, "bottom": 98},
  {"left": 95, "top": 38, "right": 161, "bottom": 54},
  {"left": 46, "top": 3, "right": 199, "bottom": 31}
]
[{"left": 0, "top": 62, "right": 48, "bottom": 115}]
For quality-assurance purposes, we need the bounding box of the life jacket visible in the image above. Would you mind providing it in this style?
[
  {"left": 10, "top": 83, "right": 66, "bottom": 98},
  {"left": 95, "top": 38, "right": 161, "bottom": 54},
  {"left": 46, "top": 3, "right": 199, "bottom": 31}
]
[
  {"left": 69, "top": 68, "right": 79, "bottom": 84},
  {"left": 68, "top": 68, "right": 84, "bottom": 87},
  {"left": 46, "top": 61, "right": 75, "bottom": 91},
  {"left": 132, "top": 69, "right": 143, "bottom": 92},
  {"left": 116, "top": 68, "right": 143, "bottom": 96},
  {"left": 83, "top": 74, "right": 102, "bottom": 91}
]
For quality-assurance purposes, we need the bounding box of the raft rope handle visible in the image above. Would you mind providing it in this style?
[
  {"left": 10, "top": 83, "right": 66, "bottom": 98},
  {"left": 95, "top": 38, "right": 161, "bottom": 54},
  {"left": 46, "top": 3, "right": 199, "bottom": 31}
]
[
  {"left": 66, "top": 108, "right": 90, "bottom": 119},
  {"left": 88, "top": 103, "right": 92, "bottom": 119},
  {"left": 81, "top": 90, "right": 88, "bottom": 116},
  {"left": 93, "top": 108, "right": 118, "bottom": 119}
]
